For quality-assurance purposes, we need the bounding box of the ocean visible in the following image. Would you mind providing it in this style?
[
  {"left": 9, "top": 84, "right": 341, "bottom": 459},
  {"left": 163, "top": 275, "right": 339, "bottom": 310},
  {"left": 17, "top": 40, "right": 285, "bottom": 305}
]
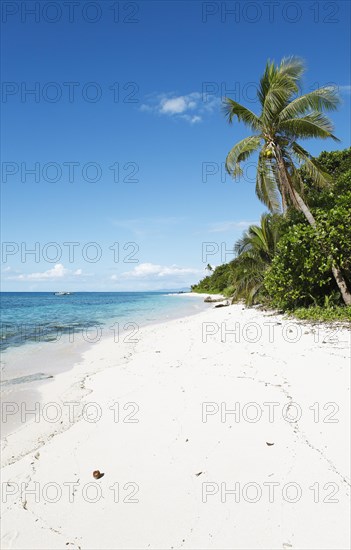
[
  {"left": 0, "top": 291, "right": 208, "bottom": 407},
  {"left": 0, "top": 291, "right": 206, "bottom": 352}
]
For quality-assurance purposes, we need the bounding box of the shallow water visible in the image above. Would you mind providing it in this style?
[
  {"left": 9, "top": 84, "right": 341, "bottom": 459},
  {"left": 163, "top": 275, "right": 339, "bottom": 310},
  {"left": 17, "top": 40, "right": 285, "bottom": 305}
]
[
  {"left": 1, "top": 291, "right": 204, "bottom": 351},
  {"left": 0, "top": 292, "right": 209, "bottom": 438},
  {"left": 0, "top": 291, "right": 208, "bottom": 387}
]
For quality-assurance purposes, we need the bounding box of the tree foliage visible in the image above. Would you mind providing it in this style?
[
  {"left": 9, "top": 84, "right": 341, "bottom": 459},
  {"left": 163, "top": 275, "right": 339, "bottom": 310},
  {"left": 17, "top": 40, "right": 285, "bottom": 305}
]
[
  {"left": 222, "top": 57, "right": 351, "bottom": 306},
  {"left": 224, "top": 57, "right": 339, "bottom": 214},
  {"left": 264, "top": 166, "right": 351, "bottom": 309},
  {"left": 192, "top": 148, "right": 351, "bottom": 318}
]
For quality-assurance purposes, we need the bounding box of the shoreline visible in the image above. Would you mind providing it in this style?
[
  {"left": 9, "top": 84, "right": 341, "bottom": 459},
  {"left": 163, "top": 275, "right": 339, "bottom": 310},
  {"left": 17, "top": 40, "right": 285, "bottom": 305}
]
[
  {"left": 0, "top": 293, "right": 212, "bottom": 440},
  {"left": 1, "top": 302, "right": 350, "bottom": 549}
]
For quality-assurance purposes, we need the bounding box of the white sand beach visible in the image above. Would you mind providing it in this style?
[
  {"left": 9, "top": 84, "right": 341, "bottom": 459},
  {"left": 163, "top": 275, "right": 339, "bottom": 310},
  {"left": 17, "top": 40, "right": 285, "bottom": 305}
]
[{"left": 1, "top": 302, "right": 350, "bottom": 550}]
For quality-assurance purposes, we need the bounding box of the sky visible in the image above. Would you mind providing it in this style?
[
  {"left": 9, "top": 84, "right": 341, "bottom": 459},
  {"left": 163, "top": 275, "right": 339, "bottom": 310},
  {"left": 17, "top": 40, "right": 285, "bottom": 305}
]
[{"left": 1, "top": 0, "right": 350, "bottom": 291}]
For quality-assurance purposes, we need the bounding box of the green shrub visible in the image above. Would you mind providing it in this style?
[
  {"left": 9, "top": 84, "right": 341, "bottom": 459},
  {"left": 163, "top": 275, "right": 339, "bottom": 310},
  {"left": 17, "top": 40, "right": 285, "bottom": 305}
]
[
  {"left": 290, "top": 306, "right": 351, "bottom": 323},
  {"left": 264, "top": 167, "right": 351, "bottom": 310}
]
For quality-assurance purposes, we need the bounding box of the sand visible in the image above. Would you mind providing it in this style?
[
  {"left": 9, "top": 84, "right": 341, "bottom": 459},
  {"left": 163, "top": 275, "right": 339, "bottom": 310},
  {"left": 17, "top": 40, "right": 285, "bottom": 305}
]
[{"left": 1, "top": 302, "right": 350, "bottom": 549}]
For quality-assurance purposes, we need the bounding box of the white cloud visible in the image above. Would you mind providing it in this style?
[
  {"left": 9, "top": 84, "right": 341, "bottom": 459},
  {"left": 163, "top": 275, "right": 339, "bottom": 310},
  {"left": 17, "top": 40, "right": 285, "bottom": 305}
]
[
  {"left": 107, "top": 262, "right": 203, "bottom": 291},
  {"left": 160, "top": 97, "right": 191, "bottom": 114},
  {"left": 8, "top": 264, "right": 85, "bottom": 281},
  {"left": 338, "top": 85, "right": 351, "bottom": 94},
  {"left": 208, "top": 220, "right": 259, "bottom": 233},
  {"left": 121, "top": 262, "right": 200, "bottom": 279},
  {"left": 18, "top": 263, "right": 67, "bottom": 280},
  {"left": 140, "top": 92, "right": 220, "bottom": 124},
  {"left": 189, "top": 115, "right": 202, "bottom": 124}
]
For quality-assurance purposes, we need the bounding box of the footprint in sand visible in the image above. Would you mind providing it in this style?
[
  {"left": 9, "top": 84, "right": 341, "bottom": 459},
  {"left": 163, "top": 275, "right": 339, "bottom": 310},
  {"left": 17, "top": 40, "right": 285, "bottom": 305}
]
[{"left": 1, "top": 530, "right": 18, "bottom": 547}]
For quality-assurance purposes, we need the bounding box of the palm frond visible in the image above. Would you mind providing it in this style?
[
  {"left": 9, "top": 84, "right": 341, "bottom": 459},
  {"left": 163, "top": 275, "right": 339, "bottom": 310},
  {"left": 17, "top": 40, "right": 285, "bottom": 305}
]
[
  {"left": 225, "top": 135, "right": 261, "bottom": 178},
  {"left": 259, "top": 57, "right": 303, "bottom": 122},
  {"left": 224, "top": 57, "right": 341, "bottom": 219},
  {"left": 235, "top": 228, "right": 264, "bottom": 258},
  {"left": 279, "top": 86, "right": 340, "bottom": 122},
  {"left": 256, "top": 154, "right": 281, "bottom": 212},
  {"left": 235, "top": 219, "right": 272, "bottom": 259},
  {"left": 261, "top": 75, "right": 298, "bottom": 123},
  {"left": 288, "top": 163, "right": 304, "bottom": 195},
  {"left": 279, "top": 112, "right": 339, "bottom": 140},
  {"left": 257, "top": 60, "right": 274, "bottom": 108},
  {"left": 223, "top": 98, "right": 261, "bottom": 131},
  {"left": 291, "top": 142, "right": 332, "bottom": 187},
  {"left": 280, "top": 149, "right": 304, "bottom": 195},
  {"left": 231, "top": 213, "right": 282, "bottom": 305},
  {"left": 231, "top": 255, "right": 266, "bottom": 305},
  {"left": 278, "top": 56, "right": 305, "bottom": 83}
]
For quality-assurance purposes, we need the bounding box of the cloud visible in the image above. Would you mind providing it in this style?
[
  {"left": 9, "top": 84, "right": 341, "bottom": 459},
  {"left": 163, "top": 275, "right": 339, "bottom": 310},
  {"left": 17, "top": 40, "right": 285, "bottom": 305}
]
[
  {"left": 188, "top": 115, "right": 202, "bottom": 124},
  {"left": 160, "top": 96, "right": 195, "bottom": 114},
  {"left": 140, "top": 92, "right": 220, "bottom": 124},
  {"left": 8, "top": 263, "right": 85, "bottom": 281},
  {"left": 120, "top": 262, "right": 200, "bottom": 279},
  {"left": 207, "top": 220, "right": 259, "bottom": 233},
  {"left": 338, "top": 85, "right": 351, "bottom": 94},
  {"left": 181, "top": 114, "right": 202, "bottom": 124},
  {"left": 107, "top": 262, "right": 204, "bottom": 291},
  {"left": 17, "top": 263, "right": 67, "bottom": 280}
]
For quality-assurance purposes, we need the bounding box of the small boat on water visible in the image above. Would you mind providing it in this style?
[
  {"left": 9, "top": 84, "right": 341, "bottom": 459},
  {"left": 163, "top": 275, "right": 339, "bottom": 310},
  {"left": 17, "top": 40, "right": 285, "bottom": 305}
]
[{"left": 54, "top": 292, "right": 72, "bottom": 296}]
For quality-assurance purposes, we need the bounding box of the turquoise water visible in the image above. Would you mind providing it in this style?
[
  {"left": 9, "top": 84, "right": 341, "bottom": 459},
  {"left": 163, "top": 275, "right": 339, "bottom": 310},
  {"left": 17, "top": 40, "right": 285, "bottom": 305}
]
[{"left": 0, "top": 292, "right": 204, "bottom": 351}]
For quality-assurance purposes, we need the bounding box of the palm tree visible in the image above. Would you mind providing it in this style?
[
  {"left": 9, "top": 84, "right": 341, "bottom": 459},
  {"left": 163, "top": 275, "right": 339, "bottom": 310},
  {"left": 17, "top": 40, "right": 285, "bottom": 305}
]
[
  {"left": 231, "top": 214, "right": 280, "bottom": 305},
  {"left": 224, "top": 57, "right": 351, "bottom": 305}
]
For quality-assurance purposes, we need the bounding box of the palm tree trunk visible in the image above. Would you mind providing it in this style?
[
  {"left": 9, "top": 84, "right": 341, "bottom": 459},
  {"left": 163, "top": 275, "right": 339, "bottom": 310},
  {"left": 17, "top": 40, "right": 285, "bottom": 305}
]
[
  {"left": 331, "top": 266, "right": 351, "bottom": 305},
  {"left": 281, "top": 188, "right": 287, "bottom": 214},
  {"left": 274, "top": 145, "right": 351, "bottom": 306},
  {"left": 291, "top": 190, "right": 316, "bottom": 225}
]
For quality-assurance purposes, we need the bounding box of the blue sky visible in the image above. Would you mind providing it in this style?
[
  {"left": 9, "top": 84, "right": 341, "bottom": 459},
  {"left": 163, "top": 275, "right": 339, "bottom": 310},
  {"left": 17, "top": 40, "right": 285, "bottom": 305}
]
[{"left": 1, "top": 0, "right": 350, "bottom": 291}]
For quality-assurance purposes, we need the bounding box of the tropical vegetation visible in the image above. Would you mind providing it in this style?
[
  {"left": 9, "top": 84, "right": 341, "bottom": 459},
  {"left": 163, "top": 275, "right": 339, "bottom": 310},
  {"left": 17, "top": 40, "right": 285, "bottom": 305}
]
[
  {"left": 192, "top": 148, "right": 351, "bottom": 320},
  {"left": 191, "top": 57, "right": 351, "bottom": 321}
]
